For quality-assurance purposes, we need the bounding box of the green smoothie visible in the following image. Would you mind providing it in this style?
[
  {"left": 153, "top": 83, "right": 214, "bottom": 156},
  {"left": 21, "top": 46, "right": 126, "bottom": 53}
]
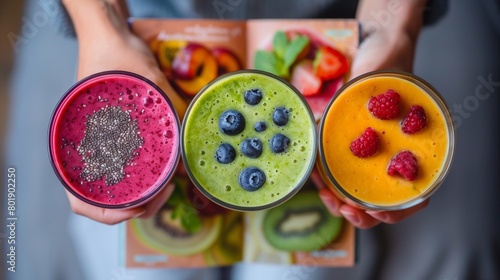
[{"left": 182, "top": 70, "right": 316, "bottom": 211}]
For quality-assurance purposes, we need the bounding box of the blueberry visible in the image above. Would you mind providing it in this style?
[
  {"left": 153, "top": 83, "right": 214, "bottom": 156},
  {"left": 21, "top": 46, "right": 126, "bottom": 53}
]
[
  {"left": 241, "top": 138, "right": 263, "bottom": 158},
  {"left": 215, "top": 143, "right": 236, "bottom": 164},
  {"left": 254, "top": 121, "right": 267, "bottom": 132},
  {"left": 219, "top": 110, "right": 245, "bottom": 135},
  {"left": 244, "top": 88, "right": 263, "bottom": 105},
  {"left": 270, "top": 133, "right": 290, "bottom": 153},
  {"left": 238, "top": 167, "right": 266, "bottom": 191},
  {"left": 272, "top": 107, "right": 289, "bottom": 126}
]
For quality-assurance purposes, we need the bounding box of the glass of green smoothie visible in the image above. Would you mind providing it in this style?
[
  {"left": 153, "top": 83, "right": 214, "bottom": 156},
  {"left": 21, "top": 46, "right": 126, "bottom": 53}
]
[{"left": 181, "top": 70, "right": 317, "bottom": 211}]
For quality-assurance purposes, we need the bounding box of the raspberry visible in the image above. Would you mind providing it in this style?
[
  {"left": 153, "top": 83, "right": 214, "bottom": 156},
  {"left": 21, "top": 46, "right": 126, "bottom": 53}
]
[
  {"left": 350, "top": 127, "right": 380, "bottom": 158},
  {"left": 401, "top": 105, "right": 427, "bottom": 134},
  {"left": 387, "top": 151, "right": 418, "bottom": 181},
  {"left": 368, "top": 89, "right": 400, "bottom": 120}
]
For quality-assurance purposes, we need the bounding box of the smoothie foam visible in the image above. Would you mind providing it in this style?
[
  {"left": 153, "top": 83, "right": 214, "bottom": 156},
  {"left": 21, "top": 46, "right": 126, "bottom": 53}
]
[
  {"left": 182, "top": 70, "right": 316, "bottom": 210},
  {"left": 49, "top": 71, "right": 180, "bottom": 208}
]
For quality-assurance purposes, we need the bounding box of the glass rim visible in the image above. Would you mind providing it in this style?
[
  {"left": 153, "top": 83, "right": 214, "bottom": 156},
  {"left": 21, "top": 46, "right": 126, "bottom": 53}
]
[
  {"left": 318, "top": 70, "right": 456, "bottom": 211},
  {"left": 47, "top": 70, "right": 181, "bottom": 209},
  {"left": 181, "top": 69, "right": 317, "bottom": 211}
]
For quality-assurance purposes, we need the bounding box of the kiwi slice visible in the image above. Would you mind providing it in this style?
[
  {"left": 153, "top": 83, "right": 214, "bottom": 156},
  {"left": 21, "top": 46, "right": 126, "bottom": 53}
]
[
  {"left": 131, "top": 207, "right": 222, "bottom": 256},
  {"left": 263, "top": 191, "right": 342, "bottom": 252}
]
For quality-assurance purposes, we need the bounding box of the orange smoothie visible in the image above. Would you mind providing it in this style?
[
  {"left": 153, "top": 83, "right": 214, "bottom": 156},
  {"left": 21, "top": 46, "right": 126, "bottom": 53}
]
[{"left": 319, "top": 71, "right": 454, "bottom": 210}]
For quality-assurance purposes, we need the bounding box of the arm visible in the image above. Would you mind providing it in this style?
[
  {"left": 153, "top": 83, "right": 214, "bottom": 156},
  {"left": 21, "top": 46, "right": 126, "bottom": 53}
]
[
  {"left": 319, "top": 0, "right": 430, "bottom": 229},
  {"left": 350, "top": 0, "right": 427, "bottom": 77},
  {"left": 61, "top": 0, "right": 185, "bottom": 224}
]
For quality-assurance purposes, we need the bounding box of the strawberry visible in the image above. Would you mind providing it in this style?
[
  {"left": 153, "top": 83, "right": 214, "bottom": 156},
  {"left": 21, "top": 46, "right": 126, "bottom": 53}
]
[
  {"left": 313, "top": 46, "right": 349, "bottom": 81},
  {"left": 290, "top": 60, "right": 322, "bottom": 96},
  {"left": 387, "top": 151, "right": 419, "bottom": 181},
  {"left": 350, "top": 127, "right": 380, "bottom": 158},
  {"left": 368, "top": 89, "right": 400, "bottom": 120}
]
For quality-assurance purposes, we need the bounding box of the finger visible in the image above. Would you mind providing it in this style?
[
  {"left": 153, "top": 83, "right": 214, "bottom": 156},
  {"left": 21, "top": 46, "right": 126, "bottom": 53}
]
[
  {"left": 366, "top": 198, "right": 430, "bottom": 224},
  {"left": 339, "top": 205, "right": 381, "bottom": 229},
  {"left": 318, "top": 188, "right": 342, "bottom": 217},
  {"left": 140, "top": 182, "right": 175, "bottom": 219},
  {"left": 350, "top": 39, "right": 390, "bottom": 78},
  {"left": 66, "top": 190, "right": 145, "bottom": 225},
  {"left": 350, "top": 30, "right": 414, "bottom": 79},
  {"left": 310, "top": 168, "right": 326, "bottom": 190}
]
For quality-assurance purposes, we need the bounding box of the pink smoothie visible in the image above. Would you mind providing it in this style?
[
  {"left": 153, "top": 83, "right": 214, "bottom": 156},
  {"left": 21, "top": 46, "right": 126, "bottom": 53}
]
[{"left": 49, "top": 71, "right": 179, "bottom": 208}]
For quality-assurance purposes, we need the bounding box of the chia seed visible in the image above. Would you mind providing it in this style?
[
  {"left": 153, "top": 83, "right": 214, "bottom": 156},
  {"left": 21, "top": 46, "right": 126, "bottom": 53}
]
[{"left": 77, "top": 106, "right": 143, "bottom": 186}]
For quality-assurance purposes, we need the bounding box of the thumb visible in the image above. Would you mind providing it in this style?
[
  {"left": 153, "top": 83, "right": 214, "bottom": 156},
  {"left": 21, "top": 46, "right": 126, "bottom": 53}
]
[{"left": 350, "top": 30, "right": 414, "bottom": 79}]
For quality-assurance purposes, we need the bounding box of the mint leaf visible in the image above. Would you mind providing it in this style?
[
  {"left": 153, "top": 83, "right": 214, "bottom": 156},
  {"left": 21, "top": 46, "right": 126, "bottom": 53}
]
[
  {"left": 254, "top": 50, "right": 280, "bottom": 76},
  {"left": 254, "top": 50, "right": 289, "bottom": 79},
  {"left": 173, "top": 203, "right": 202, "bottom": 234},
  {"left": 165, "top": 177, "right": 202, "bottom": 234},
  {"left": 166, "top": 185, "right": 183, "bottom": 207},
  {"left": 273, "top": 31, "right": 289, "bottom": 59},
  {"left": 284, "top": 35, "right": 310, "bottom": 68},
  {"left": 275, "top": 57, "right": 290, "bottom": 79}
]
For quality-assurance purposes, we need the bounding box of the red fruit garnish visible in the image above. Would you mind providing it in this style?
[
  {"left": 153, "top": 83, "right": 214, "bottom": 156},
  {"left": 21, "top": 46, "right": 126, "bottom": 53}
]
[
  {"left": 387, "top": 151, "right": 419, "bottom": 181},
  {"left": 401, "top": 105, "right": 427, "bottom": 134},
  {"left": 368, "top": 89, "right": 400, "bottom": 120},
  {"left": 313, "top": 46, "right": 349, "bottom": 81},
  {"left": 350, "top": 127, "right": 380, "bottom": 158},
  {"left": 290, "top": 60, "right": 322, "bottom": 96}
]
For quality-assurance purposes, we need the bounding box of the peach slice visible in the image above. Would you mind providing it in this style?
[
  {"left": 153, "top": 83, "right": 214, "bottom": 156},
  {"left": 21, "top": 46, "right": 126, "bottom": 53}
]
[
  {"left": 212, "top": 47, "right": 242, "bottom": 75},
  {"left": 157, "top": 40, "right": 188, "bottom": 73},
  {"left": 172, "top": 43, "right": 218, "bottom": 97}
]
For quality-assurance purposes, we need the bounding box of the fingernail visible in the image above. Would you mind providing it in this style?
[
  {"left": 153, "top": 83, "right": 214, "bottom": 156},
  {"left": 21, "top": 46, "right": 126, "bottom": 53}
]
[
  {"left": 340, "top": 209, "right": 359, "bottom": 224},
  {"left": 366, "top": 210, "right": 387, "bottom": 222}
]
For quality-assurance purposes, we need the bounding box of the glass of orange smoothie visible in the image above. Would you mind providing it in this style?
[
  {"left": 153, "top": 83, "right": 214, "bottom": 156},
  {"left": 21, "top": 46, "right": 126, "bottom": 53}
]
[{"left": 318, "top": 70, "right": 455, "bottom": 211}]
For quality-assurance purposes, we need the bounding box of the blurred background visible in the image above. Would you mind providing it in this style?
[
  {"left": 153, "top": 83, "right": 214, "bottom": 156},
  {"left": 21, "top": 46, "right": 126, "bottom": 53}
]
[{"left": 1, "top": 0, "right": 499, "bottom": 279}]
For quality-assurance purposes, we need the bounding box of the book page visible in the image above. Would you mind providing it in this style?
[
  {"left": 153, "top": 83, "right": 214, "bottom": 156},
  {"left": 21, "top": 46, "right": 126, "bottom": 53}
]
[
  {"left": 124, "top": 174, "right": 244, "bottom": 268},
  {"left": 126, "top": 19, "right": 249, "bottom": 268},
  {"left": 246, "top": 19, "right": 358, "bottom": 267}
]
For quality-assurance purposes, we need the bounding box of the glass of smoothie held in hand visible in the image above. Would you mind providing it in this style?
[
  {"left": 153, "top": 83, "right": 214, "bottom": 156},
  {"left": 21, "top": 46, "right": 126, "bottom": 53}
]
[
  {"left": 48, "top": 71, "right": 180, "bottom": 209},
  {"left": 317, "top": 70, "right": 455, "bottom": 211}
]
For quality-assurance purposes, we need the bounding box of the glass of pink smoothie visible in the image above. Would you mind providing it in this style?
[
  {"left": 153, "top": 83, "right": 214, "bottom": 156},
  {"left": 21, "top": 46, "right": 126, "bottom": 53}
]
[{"left": 48, "top": 71, "right": 180, "bottom": 209}]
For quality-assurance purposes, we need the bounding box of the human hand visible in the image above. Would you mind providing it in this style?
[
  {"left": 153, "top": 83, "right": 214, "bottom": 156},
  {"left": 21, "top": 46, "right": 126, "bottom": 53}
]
[
  {"left": 312, "top": 170, "right": 429, "bottom": 229},
  {"left": 62, "top": 0, "right": 186, "bottom": 224},
  {"left": 317, "top": 0, "right": 429, "bottom": 229}
]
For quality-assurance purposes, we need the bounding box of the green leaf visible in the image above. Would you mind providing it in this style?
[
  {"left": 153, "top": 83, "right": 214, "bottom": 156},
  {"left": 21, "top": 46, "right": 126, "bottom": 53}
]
[
  {"left": 166, "top": 184, "right": 184, "bottom": 206},
  {"left": 275, "top": 57, "right": 290, "bottom": 79},
  {"left": 272, "top": 31, "right": 289, "bottom": 59},
  {"left": 165, "top": 176, "right": 202, "bottom": 234},
  {"left": 173, "top": 203, "right": 202, "bottom": 234},
  {"left": 283, "top": 35, "right": 310, "bottom": 69},
  {"left": 254, "top": 50, "right": 289, "bottom": 79},
  {"left": 254, "top": 50, "right": 280, "bottom": 76}
]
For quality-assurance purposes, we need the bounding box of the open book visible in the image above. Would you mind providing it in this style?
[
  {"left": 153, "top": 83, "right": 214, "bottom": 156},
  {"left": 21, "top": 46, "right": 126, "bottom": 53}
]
[{"left": 122, "top": 18, "right": 359, "bottom": 268}]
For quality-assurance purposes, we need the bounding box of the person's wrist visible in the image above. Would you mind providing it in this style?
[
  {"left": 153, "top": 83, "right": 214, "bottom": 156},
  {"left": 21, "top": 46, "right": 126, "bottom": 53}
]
[
  {"left": 62, "top": 0, "right": 130, "bottom": 41},
  {"left": 357, "top": 0, "right": 425, "bottom": 43}
]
